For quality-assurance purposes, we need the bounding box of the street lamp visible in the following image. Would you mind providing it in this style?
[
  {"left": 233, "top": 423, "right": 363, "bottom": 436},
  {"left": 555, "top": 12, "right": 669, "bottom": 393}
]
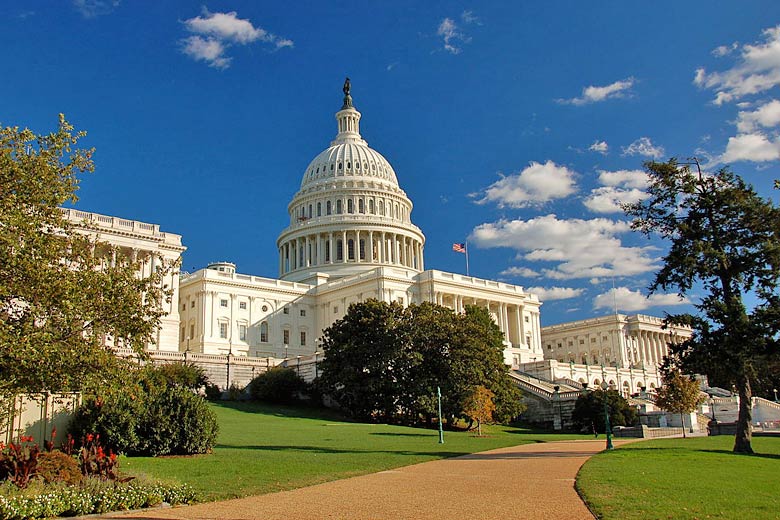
[
  {"left": 553, "top": 385, "right": 562, "bottom": 431},
  {"left": 710, "top": 397, "right": 717, "bottom": 422},
  {"left": 774, "top": 388, "right": 778, "bottom": 402},
  {"left": 600, "top": 381, "right": 614, "bottom": 450},
  {"left": 284, "top": 343, "right": 289, "bottom": 367}
]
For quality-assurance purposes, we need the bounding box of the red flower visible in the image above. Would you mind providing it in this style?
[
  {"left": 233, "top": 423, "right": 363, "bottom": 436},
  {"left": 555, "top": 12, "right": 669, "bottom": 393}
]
[
  {"left": 109, "top": 452, "right": 117, "bottom": 462},
  {"left": 19, "top": 435, "right": 34, "bottom": 443},
  {"left": 96, "top": 446, "right": 105, "bottom": 459},
  {"left": 86, "top": 433, "right": 94, "bottom": 442}
]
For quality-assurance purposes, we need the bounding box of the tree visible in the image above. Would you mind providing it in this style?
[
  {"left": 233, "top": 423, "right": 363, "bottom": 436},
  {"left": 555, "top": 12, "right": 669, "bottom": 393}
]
[
  {"left": 624, "top": 159, "right": 780, "bottom": 453},
  {"left": 249, "top": 367, "right": 307, "bottom": 404},
  {"left": 463, "top": 385, "right": 495, "bottom": 436},
  {"left": 318, "top": 300, "right": 525, "bottom": 426},
  {"left": 0, "top": 115, "right": 175, "bottom": 394},
  {"left": 654, "top": 369, "right": 706, "bottom": 438},
  {"left": 572, "top": 389, "right": 638, "bottom": 434}
]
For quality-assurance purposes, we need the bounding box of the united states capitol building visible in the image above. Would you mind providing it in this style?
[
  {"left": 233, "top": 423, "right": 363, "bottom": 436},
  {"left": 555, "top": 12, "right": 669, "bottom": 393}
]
[{"left": 69, "top": 82, "right": 692, "bottom": 396}]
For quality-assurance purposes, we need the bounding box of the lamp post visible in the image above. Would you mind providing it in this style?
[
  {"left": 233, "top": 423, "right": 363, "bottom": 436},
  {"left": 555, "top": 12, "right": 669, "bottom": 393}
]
[
  {"left": 284, "top": 343, "right": 289, "bottom": 367},
  {"left": 710, "top": 397, "right": 717, "bottom": 422},
  {"left": 553, "top": 385, "right": 562, "bottom": 431},
  {"left": 600, "top": 381, "right": 614, "bottom": 450},
  {"left": 296, "top": 355, "right": 302, "bottom": 375},
  {"left": 774, "top": 388, "right": 778, "bottom": 402},
  {"left": 437, "top": 386, "right": 444, "bottom": 444}
]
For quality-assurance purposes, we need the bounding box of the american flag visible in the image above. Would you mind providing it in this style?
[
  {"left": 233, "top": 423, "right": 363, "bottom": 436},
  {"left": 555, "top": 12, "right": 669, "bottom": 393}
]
[{"left": 452, "top": 243, "right": 466, "bottom": 253}]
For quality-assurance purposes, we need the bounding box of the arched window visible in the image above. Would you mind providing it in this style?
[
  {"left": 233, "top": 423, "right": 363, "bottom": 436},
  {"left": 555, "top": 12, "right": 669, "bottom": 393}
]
[
  {"left": 317, "top": 202, "right": 322, "bottom": 216},
  {"left": 260, "top": 322, "right": 268, "bottom": 343},
  {"left": 359, "top": 239, "right": 365, "bottom": 260},
  {"left": 337, "top": 239, "right": 343, "bottom": 261},
  {"left": 358, "top": 199, "right": 364, "bottom": 213},
  {"left": 395, "top": 203, "right": 400, "bottom": 219},
  {"left": 325, "top": 241, "right": 331, "bottom": 262},
  {"left": 308, "top": 204, "right": 313, "bottom": 218},
  {"left": 336, "top": 200, "right": 342, "bottom": 214},
  {"left": 326, "top": 201, "right": 332, "bottom": 215},
  {"left": 378, "top": 200, "right": 384, "bottom": 215},
  {"left": 348, "top": 239, "right": 355, "bottom": 260},
  {"left": 369, "top": 199, "right": 375, "bottom": 214},
  {"left": 347, "top": 199, "right": 354, "bottom": 213}
]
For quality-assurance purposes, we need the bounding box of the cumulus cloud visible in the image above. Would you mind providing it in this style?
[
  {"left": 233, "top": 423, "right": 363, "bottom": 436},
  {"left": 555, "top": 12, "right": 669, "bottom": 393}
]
[
  {"left": 722, "top": 132, "right": 780, "bottom": 163},
  {"left": 736, "top": 99, "right": 780, "bottom": 132},
  {"left": 470, "top": 214, "right": 658, "bottom": 280},
  {"left": 695, "top": 25, "right": 780, "bottom": 105},
  {"left": 473, "top": 161, "right": 577, "bottom": 208},
  {"left": 622, "top": 137, "right": 665, "bottom": 159},
  {"left": 589, "top": 140, "right": 609, "bottom": 154},
  {"left": 180, "top": 9, "right": 293, "bottom": 68},
  {"left": 583, "top": 169, "right": 650, "bottom": 214},
  {"left": 73, "top": 0, "right": 119, "bottom": 18},
  {"left": 558, "top": 77, "right": 635, "bottom": 106},
  {"left": 500, "top": 266, "right": 540, "bottom": 278},
  {"left": 597, "top": 169, "right": 649, "bottom": 189},
  {"left": 593, "top": 287, "right": 689, "bottom": 312},
  {"left": 526, "top": 286, "right": 585, "bottom": 301},
  {"left": 712, "top": 42, "right": 739, "bottom": 57}
]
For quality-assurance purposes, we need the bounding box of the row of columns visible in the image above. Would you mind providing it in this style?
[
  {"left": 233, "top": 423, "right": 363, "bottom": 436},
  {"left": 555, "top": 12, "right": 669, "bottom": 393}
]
[
  {"left": 280, "top": 230, "right": 424, "bottom": 275},
  {"left": 292, "top": 195, "right": 408, "bottom": 225},
  {"left": 627, "top": 330, "right": 673, "bottom": 368},
  {"left": 432, "top": 291, "right": 540, "bottom": 351}
]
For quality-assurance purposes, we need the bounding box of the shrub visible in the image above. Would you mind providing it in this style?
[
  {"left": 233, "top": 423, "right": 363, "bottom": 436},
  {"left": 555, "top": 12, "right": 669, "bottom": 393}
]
[
  {"left": 249, "top": 368, "right": 306, "bottom": 404},
  {"left": 572, "top": 389, "right": 638, "bottom": 433},
  {"left": 78, "top": 434, "right": 120, "bottom": 480},
  {"left": 204, "top": 382, "right": 222, "bottom": 401},
  {"left": 0, "top": 437, "right": 40, "bottom": 489},
  {"left": 69, "top": 393, "right": 143, "bottom": 455},
  {"left": 35, "top": 451, "right": 81, "bottom": 485},
  {"left": 155, "top": 362, "right": 209, "bottom": 390}
]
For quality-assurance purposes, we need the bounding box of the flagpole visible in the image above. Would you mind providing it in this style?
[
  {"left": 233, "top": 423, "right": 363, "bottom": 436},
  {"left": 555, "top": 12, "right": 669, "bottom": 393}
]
[{"left": 465, "top": 241, "right": 470, "bottom": 276}]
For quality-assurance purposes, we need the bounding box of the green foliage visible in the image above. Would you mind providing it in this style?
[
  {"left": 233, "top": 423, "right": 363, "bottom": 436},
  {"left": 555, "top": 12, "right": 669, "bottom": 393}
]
[
  {"left": 0, "top": 477, "right": 197, "bottom": 519},
  {"left": 35, "top": 451, "right": 81, "bottom": 485},
  {"left": 571, "top": 389, "right": 638, "bottom": 434},
  {"left": 624, "top": 160, "right": 780, "bottom": 453},
  {"left": 70, "top": 366, "right": 218, "bottom": 456},
  {"left": 249, "top": 367, "right": 306, "bottom": 404},
  {"left": 154, "top": 362, "right": 209, "bottom": 390},
  {"left": 318, "top": 300, "right": 525, "bottom": 426},
  {"left": 0, "top": 116, "right": 176, "bottom": 395}
]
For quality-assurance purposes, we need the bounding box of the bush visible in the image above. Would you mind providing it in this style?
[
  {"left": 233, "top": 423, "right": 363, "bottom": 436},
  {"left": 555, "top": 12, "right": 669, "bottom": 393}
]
[
  {"left": 204, "top": 382, "right": 222, "bottom": 401},
  {"left": 36, "top": 451, "right": 81, "bottom": 485},
  {"left": 572, "top": 389, "right": 638, "bottom": 433},
  {"left": 69, "top": 393, "right": 144, "bottom": 455},
  {"left": 249, "top": 368, "right": 306, "bottom": 404},
  {"left": 155, "top": 362, "right": 209, "bottom": 390}
]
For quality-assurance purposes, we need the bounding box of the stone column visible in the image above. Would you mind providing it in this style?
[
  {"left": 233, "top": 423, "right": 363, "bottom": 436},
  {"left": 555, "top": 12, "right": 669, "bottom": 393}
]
[
  {"left": 368, "top": 231, "right": 374, "bottom": 262},
  {"left": 341, "top": 230, "right": 347, "bottom": 262},
  {"left": 328, "top": 233, "right": 334, "bottom": 264}
]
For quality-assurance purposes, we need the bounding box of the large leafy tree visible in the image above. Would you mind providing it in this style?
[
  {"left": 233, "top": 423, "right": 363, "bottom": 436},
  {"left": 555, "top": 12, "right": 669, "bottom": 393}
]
[
  {"left": 572, "top": 389, "right": 638, "bottom": 434},
  {"left": 0, "top": 115, "right": 174, "bottom": 394},
  {"left": 318, "top": 300, "right": 524, "bottom": 426},
  {"left": 624, "top": 159, "right": 780, "bottom": 453}
]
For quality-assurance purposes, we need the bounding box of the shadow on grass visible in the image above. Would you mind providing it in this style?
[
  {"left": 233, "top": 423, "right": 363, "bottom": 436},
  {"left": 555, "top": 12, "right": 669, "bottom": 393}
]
[
  {"left": 214, "top": 443, "right": 467, "bottom": 458},
  {"left": 369, "top": 432, "right": 432, "bottom": 437},
  {"left": 210, "top": 400, "right": 350, "bottom": 421},
  {"left": 696, "top": 448, "right": 780, "bottom": 460}
]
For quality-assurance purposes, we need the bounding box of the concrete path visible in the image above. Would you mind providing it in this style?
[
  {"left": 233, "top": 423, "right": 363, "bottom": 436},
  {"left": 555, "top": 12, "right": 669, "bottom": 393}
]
[{"left": 110, "top": 439, "right": 626, "bottom": 520}]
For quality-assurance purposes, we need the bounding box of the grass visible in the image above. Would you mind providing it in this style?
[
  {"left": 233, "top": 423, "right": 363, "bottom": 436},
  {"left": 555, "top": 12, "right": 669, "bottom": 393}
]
[
  {"left": 577, "top": 435, "right": 780, "bottom": 520},
  {"left": 121, "top": 401, "right": 586, "bottom": 501}
]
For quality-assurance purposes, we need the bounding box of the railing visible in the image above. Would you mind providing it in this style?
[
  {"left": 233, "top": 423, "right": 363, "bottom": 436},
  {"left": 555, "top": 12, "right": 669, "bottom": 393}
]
[
  {"left": 58, "top": 207, "right": 182, "bottom": 246},
  {"left": 754, "top": 397, "right": 780, "bottom": 411}
]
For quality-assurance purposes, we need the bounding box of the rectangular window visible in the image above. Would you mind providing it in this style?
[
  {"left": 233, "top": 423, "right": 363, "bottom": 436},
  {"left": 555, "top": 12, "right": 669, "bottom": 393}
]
[
  {"left": 180, "top": 327, "right": 185, "bottom": 341},
  {"left": 189, "top": 324, "right": 195, "bottom": 339},
  {"left": 191, "top": 300, "right": 195, "bottom": 308},
  {"left": 300, "top": 309, "right": 306, "bottom": 317},
  {"left": 333, "top": 306, "right": 338, "bottom": 314},
  {"left": 300, "top": 331, "right": 306, "bottom": 346},
  {"left": 219, "top": 322, "right": 228, "bottom": 339},
  {"left": 524, "top": 316, "right": 529, "bottom": 322},
  {"left": 239, "top": 324, "right": 247, "bottom": 341},
  {"left": 181, "top": 303, "right": 186, "bottom": 311},
  {"left": 283, "top": 329, "right": 290, "bottom": 345},
  {"left": 283, "top": 307, "right": 289, "bottom": 315},
  {"left": 239, "top": 301, "right": 247, "bottom": 310},
  {"left": 220, "top": 299, "right": 228, "bottom": 308}
]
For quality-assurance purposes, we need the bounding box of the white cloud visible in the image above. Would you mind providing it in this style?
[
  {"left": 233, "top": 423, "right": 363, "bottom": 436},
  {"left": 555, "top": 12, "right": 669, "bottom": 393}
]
[
  {"left": 597, "top": 169, "right": 649, "bottom": 189},
  {"left": 721, "top": 132, "right": 780, "bottom": 163},
  {"left": 736, "top": 99, "right": 780, "bottom": 132},
  {"left": 437, "top": 17, "right": 471, "bottom": 54},
  {"left": 73, "top": 0, "right": 119, "bottom": 18},
  {"left": 589, "top": 140, "right": 609, "bottom": 154},
  {"left": 470, "top": 214, "right": 658, "bottom": 280},
  {"left": 526, "top": 286, "right": 584, "bottom": 301},
  {"left": 180, "top": 9, "right": 293, "bottom": 68},
  {"left": 622, "top": 137, "right": 665, "bottom": 159},
  {"left": 499, "top": 266, "right": 540, "bottom": 278},
  {"left": 584, "top": 186, "right": 649, "bottom": 214},
  {"left": 695, "top": 26, "right": 780, "bottom": 105},
  {"left": 460, "top": 10, "right": 480, "bottom": 25},
  {"left": 559, "top": 77, "right": 635, "bottom": 106},
  {"left": 474, "top": 161, "right": 577, "bottom": 208},
  {"left": 593, "top": 287, "right": 689, "bottom": 312},
  {"left": 712, "top": 42, "right": 739, "bottom": 57},
  {"left": 181, "top": 36, "right": 230, "bottom": 69}
]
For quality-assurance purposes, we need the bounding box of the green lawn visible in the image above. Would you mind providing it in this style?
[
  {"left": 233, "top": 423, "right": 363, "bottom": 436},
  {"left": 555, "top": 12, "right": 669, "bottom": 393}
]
[
  {"left": 121, "top": 401, "right": 585, "bottom": 501},
  {"left": 577, "top": 436, "right": 780, "bottom": 520}
]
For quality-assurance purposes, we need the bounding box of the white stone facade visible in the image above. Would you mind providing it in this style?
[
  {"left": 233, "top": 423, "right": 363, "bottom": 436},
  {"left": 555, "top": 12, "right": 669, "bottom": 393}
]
[
  {"left": 60, "top": 207, "right": 185, "bottom": 351},
  {"left": 178, "top": 85, "right": 544, "bottom": 365}
]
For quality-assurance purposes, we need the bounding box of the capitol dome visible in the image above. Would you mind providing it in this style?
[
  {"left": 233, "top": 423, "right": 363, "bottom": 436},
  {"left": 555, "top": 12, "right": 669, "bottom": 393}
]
[{"left": 277, "top": 80, "right": 425, "bottom": 283}]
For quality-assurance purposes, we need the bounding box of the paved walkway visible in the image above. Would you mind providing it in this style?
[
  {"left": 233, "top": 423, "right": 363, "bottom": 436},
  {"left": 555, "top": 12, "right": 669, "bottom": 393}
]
[{"left": 110, "top": 439, "right": 628, "bottom": 520}]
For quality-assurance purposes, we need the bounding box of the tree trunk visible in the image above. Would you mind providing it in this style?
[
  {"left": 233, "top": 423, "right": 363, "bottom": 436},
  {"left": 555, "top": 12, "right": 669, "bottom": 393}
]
[
  {"left": 734, "top": 375, "right": 754, "bottom": 454},
  {"left": 681, "top": 412, "right": 686, "bottom": 438},
  {"left": 477, "top": 419, "right": 481, "bottom": 437}
]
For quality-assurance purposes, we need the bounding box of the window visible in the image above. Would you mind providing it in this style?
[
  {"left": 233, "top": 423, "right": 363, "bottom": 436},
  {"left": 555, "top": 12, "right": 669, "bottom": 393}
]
[
  {"left": 524, "top": 316, "right": 529, "bottom": 322},
  {"left": 358, "top": 199, "right": 364, "bottom": 213},
  {"left": 325, "top": 241, "right": 331, "bottom": 262},
  {"left": 369, "top": 199, "right": 375, "bottom": 214},
  {"left": 333, "top": 306, "right": 338, "bottom": 314},
  {"left": 359, "top": 239, "right": 366, "bottom": 260},
  {"left": 300, "top": 331, "right": 306, "bottom": 346},
  {"left": 191, "top": 300, "right": 195, "bottom": 308},
  {"left": 337, "top": 239, "right": 344, "bottom": 261},
  {"left": 220, "top": 299, "right": 228, "bottom": 308},
  {"left": 260, "top": 322, "right": 268, "bottom": 342},
  {"left": 182, "top": 303, "right": 186, "bottom": 311},
  {"left": 326, "top": 201, "right": 332, "bottom": 215},
  {"left": 300, "top": 309, "right": 306, "bottom": 317},
  {"left": 308, "top": 204, "right": 313, "bottom": 217},
  {"left": 219, "top": 322, "right": 228, "bottom": 339},
  {"left": 261, "top": 305, "right": 268, "bottom": 312},
  {"left": 347, "top": 199, "right": 354, "bottom": 213},
  {"left": 378, "top": 201, "right": 384, "bottom": 215},
  {"left": 189, "top": 324, "right": 195, "bottom": 339},
  {"left": 283, "top": 307, "right": 289, "bottom": 315},
  {"left": 239, "top": 324, "right": 247, "bottom": 341},
  {"left": 348, "top": 239, "right": 355, "bottom": 260},
  {"left": 591, "top": 338, "right": 596, "bottom": 343},
  {"left": 579, "top": 339, "right": 585, "bottom": 344},
  {"left": 180, "top": 327, "right": 185, "bottom": 341},
  {"left": 317, "top": 202, "right": 322, "bottom": 216},
  {"left": 336, "top": 200, "right": 342, "bottom": 214},
  {"left": 239, "top": 301, "right": 247, "bottom": 310},
  {"left": 283, "top": 329, "right": 290, "bottom": 345}
]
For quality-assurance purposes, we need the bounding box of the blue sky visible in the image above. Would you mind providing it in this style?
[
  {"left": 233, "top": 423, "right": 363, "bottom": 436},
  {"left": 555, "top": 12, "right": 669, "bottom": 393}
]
[{"left": 2, "top": 1, "right": 779, "bottom": 325}]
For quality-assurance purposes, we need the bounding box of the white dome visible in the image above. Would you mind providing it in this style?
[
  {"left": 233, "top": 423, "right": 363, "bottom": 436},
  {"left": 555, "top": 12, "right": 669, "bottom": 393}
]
[{"left": 301, "top": 142, "right": 399, "bottom": 189}]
